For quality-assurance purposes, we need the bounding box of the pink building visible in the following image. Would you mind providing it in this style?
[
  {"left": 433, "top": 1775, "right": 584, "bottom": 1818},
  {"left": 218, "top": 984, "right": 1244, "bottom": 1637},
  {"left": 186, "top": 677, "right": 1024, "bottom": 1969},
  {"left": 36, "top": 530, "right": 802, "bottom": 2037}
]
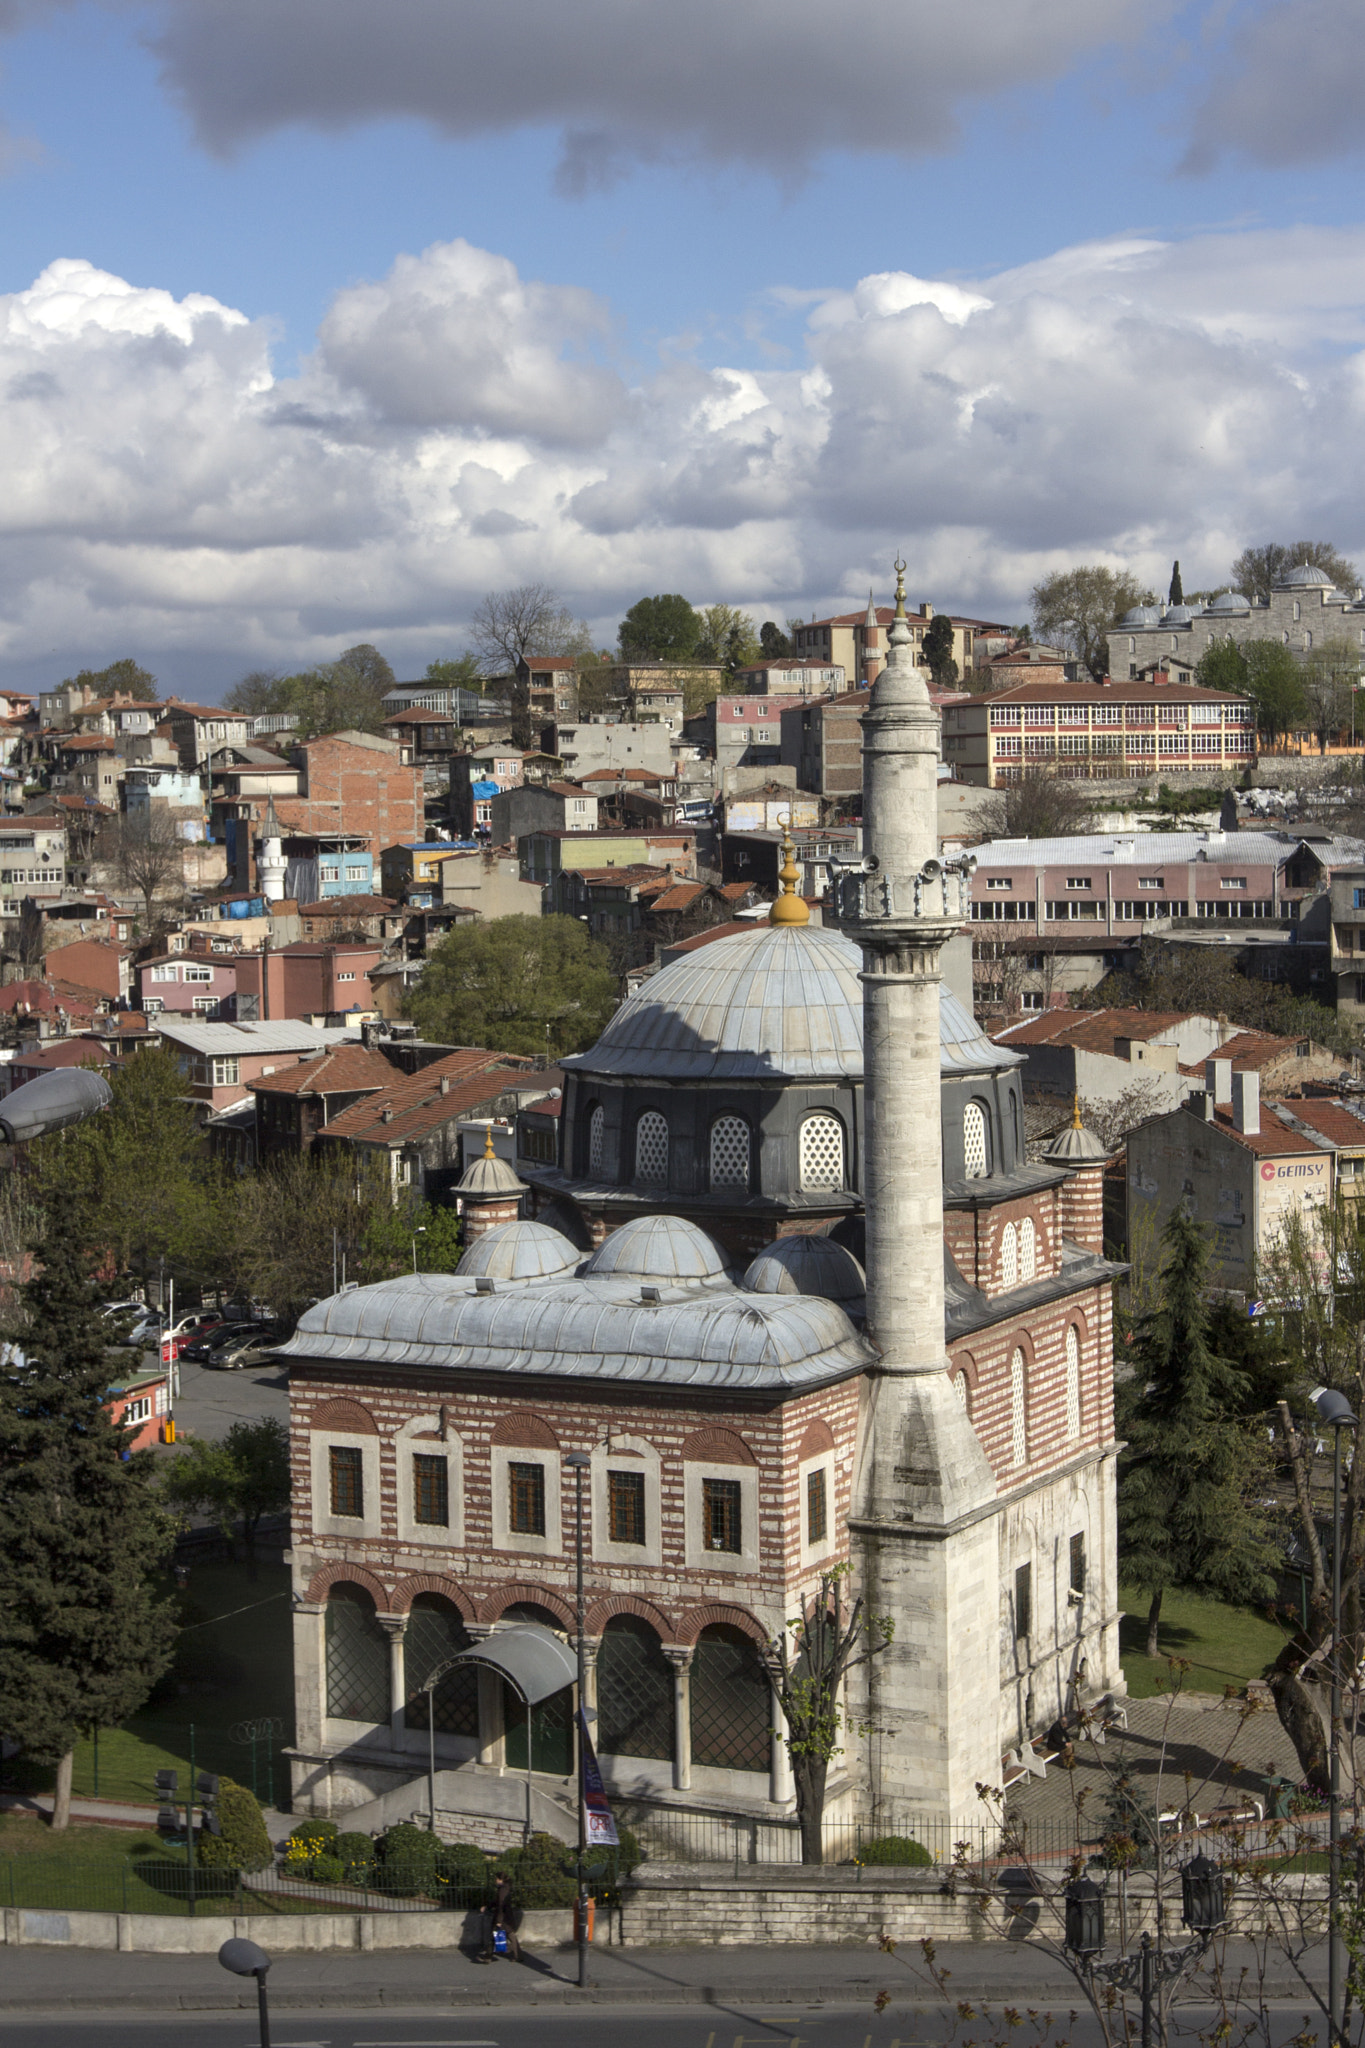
[
  {"left": 139, "top": 950, "right": 239, "bottom": 1018},
  {"left": 153, "top": 1017, "right": 360, "bottom": 1112},
  {"left": 234, "top": 940, "right": 384, "bottom": 1023}
]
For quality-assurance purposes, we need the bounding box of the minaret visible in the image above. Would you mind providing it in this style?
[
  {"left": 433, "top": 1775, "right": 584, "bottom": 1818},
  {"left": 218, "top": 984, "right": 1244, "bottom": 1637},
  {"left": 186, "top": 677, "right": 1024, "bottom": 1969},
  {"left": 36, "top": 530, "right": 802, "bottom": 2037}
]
[
  {"left": 860, "top": 589, "right": 883, "bottom": 689},
  {"left": 258, "top": 797, "right": 287, "bottom": 905},
  {"left": 844, "top": 557, "right": 1002, "bottom": 1822}
]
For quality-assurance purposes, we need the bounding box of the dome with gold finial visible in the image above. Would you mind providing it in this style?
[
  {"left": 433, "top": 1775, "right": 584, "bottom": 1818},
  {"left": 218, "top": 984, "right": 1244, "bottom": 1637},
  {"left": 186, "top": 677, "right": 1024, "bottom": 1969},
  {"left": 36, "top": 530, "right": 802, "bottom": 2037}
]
[
  {"left": 1042, "top": 1095, "right": 1108, "bottom": 1164},
  {"left": 456, "top": 1122, "right": 526, "bottom": 1197}
]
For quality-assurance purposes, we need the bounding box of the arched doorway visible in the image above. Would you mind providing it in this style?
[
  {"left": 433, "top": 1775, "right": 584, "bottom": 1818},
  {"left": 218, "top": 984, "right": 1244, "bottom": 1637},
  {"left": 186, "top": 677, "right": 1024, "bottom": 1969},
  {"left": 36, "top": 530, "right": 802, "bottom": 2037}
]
[
  {"left": 325, "top": 1583, "right": 388, "bottom": 1724},
  {"left": 690, "top": 1623, "right": 769, "bottom": 1773},
  {"left": 597, "top": 1615, "right": 674, "bottom": 1761},
  {"left": 403, "top": 1594, "right": 478, "bottom": 1738},
  {"left": 500, "top": 1602, "right": 573, "bottom": 1775}
]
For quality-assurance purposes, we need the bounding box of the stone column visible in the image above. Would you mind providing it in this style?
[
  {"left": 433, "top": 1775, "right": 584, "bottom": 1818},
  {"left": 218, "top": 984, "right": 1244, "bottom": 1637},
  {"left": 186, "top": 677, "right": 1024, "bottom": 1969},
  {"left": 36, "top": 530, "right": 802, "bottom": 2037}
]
[
  {"left": 769, "top": 1683, "right": 793, "bottom": 1807},
  {"left": 378, "top": 1615, "right": 407, "bottom": 1752},
  {"left": 663, "top": 1646, "right": 693, "bottom": 1792},
  {"left": 845, "top": 566, "right": 1003, "bottom": 1826},
  {"left": 292, "top": 1601, "right": 326, "bottom": 1751},
  {"left": 467, "top": 1623, "right": 504, "bottom": 1772}
]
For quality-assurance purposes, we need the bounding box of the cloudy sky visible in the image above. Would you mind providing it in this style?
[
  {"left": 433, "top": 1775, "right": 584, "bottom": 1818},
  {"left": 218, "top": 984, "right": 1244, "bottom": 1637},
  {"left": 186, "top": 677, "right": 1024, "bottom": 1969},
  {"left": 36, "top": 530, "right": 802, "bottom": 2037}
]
[{"left": 2, "top": 0, "right": 1364, "bottom": 693}]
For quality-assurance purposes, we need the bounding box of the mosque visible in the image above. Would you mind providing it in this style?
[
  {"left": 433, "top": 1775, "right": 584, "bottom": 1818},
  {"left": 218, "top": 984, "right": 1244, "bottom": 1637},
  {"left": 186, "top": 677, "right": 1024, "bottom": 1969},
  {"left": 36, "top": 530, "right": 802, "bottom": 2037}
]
[{"left": 280, "top": 572, "right": 1123, "bottom": 1834}]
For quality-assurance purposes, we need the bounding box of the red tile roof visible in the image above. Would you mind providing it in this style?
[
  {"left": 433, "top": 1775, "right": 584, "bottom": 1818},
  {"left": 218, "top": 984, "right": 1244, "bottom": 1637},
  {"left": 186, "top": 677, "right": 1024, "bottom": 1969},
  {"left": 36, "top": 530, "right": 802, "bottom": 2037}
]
[
  {"left": 297, "top": 895, "right": 398, "bottom": 916},
  {"left": 252, "top": 1043, "right": 395, "bottom": 1098},
  {"left": 1278, "top": 1099, "right": 1365, "bottom": 1148},
  {"left": 992, "top": 1006, "right": 1195, "bottom": 1053},
  {"left": 1211, "top": 1104, "right": 1322, "bottom": 1157},
  {"left": 662, "top": 919, "right": 753, "bottom": 955},
  {"left": 982, "top": 679, "right": 1248, "bottom": 707},
  {"left": 650, "top": 883, "right": 706, "bottom": 913},
  {"left": 1176, "top": 1031, "right": 1302, "bottom": 1077},
  {"left": 321, "top": 1053, "right": 538, "bottom": 1145}
]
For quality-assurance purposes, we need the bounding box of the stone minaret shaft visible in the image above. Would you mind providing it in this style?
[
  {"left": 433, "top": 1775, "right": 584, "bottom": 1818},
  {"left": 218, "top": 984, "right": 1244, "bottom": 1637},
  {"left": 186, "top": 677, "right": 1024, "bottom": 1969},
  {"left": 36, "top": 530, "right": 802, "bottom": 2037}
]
[{"left": 848, "top": 559, "right": 1001, "bottom": 1823}]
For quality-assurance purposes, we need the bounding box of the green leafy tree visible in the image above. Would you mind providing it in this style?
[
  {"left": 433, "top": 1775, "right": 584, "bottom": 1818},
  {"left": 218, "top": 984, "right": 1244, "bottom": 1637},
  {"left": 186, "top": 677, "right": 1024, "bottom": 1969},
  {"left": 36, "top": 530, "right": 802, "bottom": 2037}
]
[
  {"left": 0, "top": 1190, "right": 177, "bottom": 1826},
  {"left": 921, "top": 612, "right": 959, "bottom": 688},
  {"left": 574, "top": 654, "right": 624, "bottom": 720},
  {"left": 1085, "top": 934, "right": 1357, "bottom": 1057},
  {"left": 759, "top": 621, "right": 792, "bottom": 659},
  {"left": 1231, "top": 540, "right": 1360, "bottom": 604},
  {"left": 404, "top": 913, "right": 616, "bottom": 1059},
  {"left": 1194, "top": 636, "right": 1250, "bottom": 695},
  {"left": 1116, "top": 1207, "right": 1280, "bottom": 1660},
  {"left": 424, "top": 654, "right": 482, "bottom": 694},
  {"left": 693, "top": 603, "right": 761, "bottom": 675},
  {"left": 1030, "top": 566, "right": 1153, "bottom": 681},
  {"left": 768, "top": 1564, "right": 893, "bottom": 1864},
  {"left": 618, "top": 594, "right": 701, "bottom": 663},
  {"left": 1168, "top": 560, "right": 1184, "bottom": 605},
  {"left": 280, "top": 642, "right": 396, "bottom": 738},
  {"left": 1301, "top": 636, "right": 1362, "bottom": 752},
  {"left": 362, "top": 1198, "right": 463, "bottom": 1278},
  {"left": 65, "top": 658, "right": 158, "bottom": 701},
  {"left": 1244, "top": 639, "right": 1310, "bottom": 742},
  {"left": 223, "top": 669, "right": 289, "bottom": 717},
  {"left": 161, "top": 1417, "right": 290, "bottom": 1579}
]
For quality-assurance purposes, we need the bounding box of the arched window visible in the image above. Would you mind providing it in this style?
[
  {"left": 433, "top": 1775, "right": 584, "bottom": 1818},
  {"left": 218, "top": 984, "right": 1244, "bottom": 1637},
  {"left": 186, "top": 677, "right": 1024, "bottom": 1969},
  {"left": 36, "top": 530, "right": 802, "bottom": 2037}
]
[
  {"left": 1010, "top": 1349, "right": 1027, "bottom": 1467},
  {"left": 709, "top": 1114, "right": 751, "bottom": 1190},
  {"left": 690, "top": 1624, "right": 770, "bottom": 1772},
  {"left": 634, "top": 1109, "right": 669, "bottom": 1185},
  {"left": 403, "top": 1594, "right": 479, "bottom": 1737},
  {"left": 587, "top": 1103, "right": 605, "bottom": 1177},
  {"left": 325, "top": 1583, "right": 388, "bottom": 1723},
  {"left": 1019, "top": 1216, "right": 1036, "bottom": 1283},
  {"left": 799, "top": 1112, "right": 845, "bottom": 1191},
  {"left": 1065, "top": 1326, "right": 1081, "bottom": 1440},
  {"left": 597, "top": 1615, "right": 675, "bottom": 1761},
  {"left": 963, "top": 1102, "right": 989, "bottom": 1178},
  {"left": 1000, "top": 1223, "right": 1018, "bottom": 1289},
  {"left": 952, "top": 1369, "right": 970, "bottom": 1415},
  {"left": 1010, "top": 1093, "right": 1020, "bottom": 1163}
]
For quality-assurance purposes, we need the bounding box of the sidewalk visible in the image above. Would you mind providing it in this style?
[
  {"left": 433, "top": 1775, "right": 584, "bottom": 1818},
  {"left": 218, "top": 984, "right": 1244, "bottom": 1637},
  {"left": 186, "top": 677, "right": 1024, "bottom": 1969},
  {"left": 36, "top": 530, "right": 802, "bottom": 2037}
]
[
  {"left": 0, "top": 1792, "right": 295, "bottom": 1839},
  {"left": 0, "top": 1939, "right": 1326, "bottom": 2012}
]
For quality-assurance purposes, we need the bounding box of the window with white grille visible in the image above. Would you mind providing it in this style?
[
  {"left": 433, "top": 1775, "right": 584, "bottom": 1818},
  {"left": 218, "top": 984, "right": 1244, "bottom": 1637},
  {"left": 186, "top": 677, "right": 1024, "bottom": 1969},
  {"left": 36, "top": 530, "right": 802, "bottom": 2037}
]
[
  {"left": 953, "top": 1370, "right": 969, "bottom": 1414},
  {"left": 1000, "top": 1222, "right": 1018, "bottom": 1289},
  {"left": 798, "top": 1113, "right": 845, "bottom": 1191},
  {"left": 1010, "top": 1349, "right": 1027, "bottom": 1466},
  {"left": 709, "top": 1115, "right": 750, "bottom": 1189},
  {"left": 587, "top": 1104, "right": 604, "bottom": 1176},
  {"left": 1019, "top": 1216, "right": 1036, "bottom": 1282},
  {"left": 963, "top": 1102, "right": 988, "bottom": 1179},
  {"left": 1065, "top": 1326, "right": 1081, "bottom": 1440},
  {"left": 634, "top": 1110, "right": 669, "bottom": 1185}
]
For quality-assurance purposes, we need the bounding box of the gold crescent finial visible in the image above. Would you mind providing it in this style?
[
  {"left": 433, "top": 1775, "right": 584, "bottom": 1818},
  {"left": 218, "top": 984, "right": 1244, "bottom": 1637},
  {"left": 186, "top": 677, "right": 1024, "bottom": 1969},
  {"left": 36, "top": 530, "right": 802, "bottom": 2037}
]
[
  {"left": 768, "top": 811, "right": 810, "bottom": 927},
  {"left": 1072, "top": 1092, "right": 1084, "bottom": 1131},
  {"left": 484, "top": 1121, "right": 497, "bottom": 1159},
  {"left": 893, "top": 554, "right": 908, "bottom": 620}
]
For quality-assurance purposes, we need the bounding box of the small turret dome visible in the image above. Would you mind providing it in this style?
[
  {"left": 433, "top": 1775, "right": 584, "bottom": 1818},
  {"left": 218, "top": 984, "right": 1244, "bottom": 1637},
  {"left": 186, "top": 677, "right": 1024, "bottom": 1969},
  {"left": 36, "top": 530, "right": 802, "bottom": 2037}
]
[
  {"left": 1043, "top": 1101, "right": 1109, "bottom": 1164},
  {"left": 457, "top": 1126, "right": 524, "bottom": 1199},
  {"left": 1202, "top": 591, "right": 1251, "bottom": 615},
  {"left": 455, "top": 1219, "right": 580, "bottom": 1282},
  {"left": 742, "top": 1235, "right": 866, "bottom": 1304},
  {"left": 583, "top": 1214, "right": 728, "bottom": 1283}
]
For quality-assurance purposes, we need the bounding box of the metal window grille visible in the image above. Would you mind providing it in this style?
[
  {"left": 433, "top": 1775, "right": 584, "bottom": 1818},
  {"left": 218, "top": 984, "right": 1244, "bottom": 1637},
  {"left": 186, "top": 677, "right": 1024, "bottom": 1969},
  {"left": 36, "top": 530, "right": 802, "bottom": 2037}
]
[
  {"left": 690, "top": 1625, "right": 770, "bottom": 1772},
  {"left": 597, "top": 1617, "right": 674, "bottom": 1761},
  {"left": 1070, "top": 1532, "right": 1086, "bottom": 1595},
  {"left": 329, "top": 1445, "right": 363, "bottom": 1518},
  {"left": 509, "top": 1460, "right": 546, "bottom": 1535},
  {"left": 806, "top": 1467, "right": 827, "bottom": 1545},
  {"left": 1010, "top": 1349, "right": 1026, "bottom": 1466},
  {"left": 709, "top": 1114, "right": 750, "bottom": 1189},
  {"left": 798, "top": 1112, "right": 845, "bottom": 1191},
  {"left": 1000, "top": 1222, "right": 1018, "bottom": 1289},
  {"left": 1014, "top": 1562, "right": 1032, "bottom": 1641},
  {"left": 963, "top": 1102, "right": 988, "bottom": 1178},
  {"left": 413, "top": 1453, "right": 449, "bottom": 1527},
  {"left": 634, "top": 1110, "right": 669, "bottom": 1185},
  {"left": 703, "top": 1476, "right": 741, "bottom": 1552},
  {"left": 953, "top": 1370, "right": 969, "bottom": 1413},
  {"left": 608, "top": 1468, "right": 646, "bottom": 1545},
  {"left": 588, "top": 1104, "right": 604, "bottom": 1176},
  {"left": 1019, "top": 1216, "right": 1036, "bottom": 1282},
  {"left": 403, "top": 1597, "right": 478, "bottom": 1736},
  {"left": 325, "top": 1587, "right": 388, "bottom": 1722},
  {"left": 1065, "top": 1326, "right": 1081, "bottom": 1439}
]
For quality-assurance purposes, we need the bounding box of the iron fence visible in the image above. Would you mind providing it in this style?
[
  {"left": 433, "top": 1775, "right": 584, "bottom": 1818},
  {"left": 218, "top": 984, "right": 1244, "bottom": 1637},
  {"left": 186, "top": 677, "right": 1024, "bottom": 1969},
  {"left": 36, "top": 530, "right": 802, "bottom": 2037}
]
[
  {"left": 623, "top": 1807, "right": 1091, "bottom": 1871},
  {"left": 0, "top": 1858, "right": 495, "bottom": 1919}
]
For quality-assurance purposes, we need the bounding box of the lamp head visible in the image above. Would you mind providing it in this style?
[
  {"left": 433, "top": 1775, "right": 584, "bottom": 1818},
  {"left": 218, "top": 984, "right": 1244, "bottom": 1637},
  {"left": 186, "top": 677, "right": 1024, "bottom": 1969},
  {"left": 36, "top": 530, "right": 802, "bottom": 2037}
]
[
  {"left": 1311, "top": 1387, "right": 1358, "bottom": 1429},
  {"left": 219, "top": 1938, "right": 271, "bottom": 1977}
]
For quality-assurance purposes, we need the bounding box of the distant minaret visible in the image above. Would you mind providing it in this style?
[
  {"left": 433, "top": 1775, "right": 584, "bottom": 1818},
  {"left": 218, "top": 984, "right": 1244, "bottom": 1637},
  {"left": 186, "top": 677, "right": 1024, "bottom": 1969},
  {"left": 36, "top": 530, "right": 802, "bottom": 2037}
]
[
  {"left": 845, "top": 557, "right": 1001, "bottom": 1821},
  {"left": 258, "top": 797, "right": 287, "bottom": 904},
  {"left": 861, "top": 588, "right": 884, "bottom": 688}
]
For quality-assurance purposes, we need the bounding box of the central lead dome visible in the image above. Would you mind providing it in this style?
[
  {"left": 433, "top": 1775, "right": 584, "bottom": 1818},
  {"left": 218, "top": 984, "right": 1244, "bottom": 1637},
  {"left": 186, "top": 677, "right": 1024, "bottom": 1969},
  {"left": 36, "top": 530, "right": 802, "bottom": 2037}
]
[{"left": 560, "top": 923, "right": 865, "bottom": 1082}]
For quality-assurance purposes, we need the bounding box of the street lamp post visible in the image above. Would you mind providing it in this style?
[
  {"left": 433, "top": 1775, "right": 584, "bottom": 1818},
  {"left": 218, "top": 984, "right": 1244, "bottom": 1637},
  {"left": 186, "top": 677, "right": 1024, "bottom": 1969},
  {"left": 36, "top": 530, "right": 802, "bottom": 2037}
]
[
  {"left": 219, "top": 1938, "right": 272, "bottom": 2048},
  {"left": 412, "top": 1223, "right": 426, "bottom": 1273},
  {"left": 1065, "top": 1854, "right": 1225, "bottom": 2048},
  {"left": 566, "top": 1448, "right": 592, "bottom": 1991},
  {"left": 1313, "top": 1385, "right": 1358, "bottom": 2046}
]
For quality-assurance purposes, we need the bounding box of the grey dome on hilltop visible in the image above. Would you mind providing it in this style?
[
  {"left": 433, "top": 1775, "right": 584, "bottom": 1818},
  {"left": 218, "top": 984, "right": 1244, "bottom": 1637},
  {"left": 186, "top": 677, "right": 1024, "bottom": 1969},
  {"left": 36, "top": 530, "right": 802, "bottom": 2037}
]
[
  {"left": 455, "top": 1219, "right": 580, "bottom": 1282},
  {"left": 1280, "top": 562, "right": 1337, "bottom": 589},
  {"left": 583, "top": 1213, "right": 729, "bottom": 1283},
  {"left": 1162, "top": 604, "right": 1194, "bottom": 625},
  {"left": 743, "top": 1234, "right": 866, "bottom": 1304},
  {"left": 1203, "top": 591, "right": 1251, "bottom": 614},
  {"left": 1119, "top": 604, "right": 1163, "bottom": 628}
]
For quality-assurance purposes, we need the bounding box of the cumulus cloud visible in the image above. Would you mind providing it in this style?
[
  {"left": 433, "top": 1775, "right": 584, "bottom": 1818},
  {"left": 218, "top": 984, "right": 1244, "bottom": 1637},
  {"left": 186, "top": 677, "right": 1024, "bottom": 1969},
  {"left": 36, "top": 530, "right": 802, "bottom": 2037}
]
[
  {"left": 141, "top": 0, "right": 1165, "bottom": 179},
  {"left": 4, "top": 229, "right": 1365, "bottom": 682}
]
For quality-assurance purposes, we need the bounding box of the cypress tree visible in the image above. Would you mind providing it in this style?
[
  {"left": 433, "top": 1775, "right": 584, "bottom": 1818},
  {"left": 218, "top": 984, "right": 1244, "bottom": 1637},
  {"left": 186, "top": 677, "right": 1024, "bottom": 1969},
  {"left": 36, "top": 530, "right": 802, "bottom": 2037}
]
[
  {"left": 0, "top": 1190, "right": 176, "bottom": 1826},
  {"left": 1116, "top": 1206, "right": 1278, "bottom": 1658},
  {"left": 1169, "top": 560, "right": 1184, "bottom": 605}
]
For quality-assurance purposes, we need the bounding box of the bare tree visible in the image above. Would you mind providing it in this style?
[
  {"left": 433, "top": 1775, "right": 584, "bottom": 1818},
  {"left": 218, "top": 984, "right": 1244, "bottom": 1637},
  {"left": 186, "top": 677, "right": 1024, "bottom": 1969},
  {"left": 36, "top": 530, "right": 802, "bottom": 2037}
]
[
  {"left": 1075, "top": 1079, "right": 1169, "bottom": 1153},
  {"left": 1231, "top": 538, "right": 1361, "bottom": 604},
  {"left": 1300, "top": 636, "right": 1362, "bottom": 753},
  {"left": 469, "top": 585, "right": 591, "bottom": 675},
  {"left": 767, "top": 1564, "right": 893, "bottom": 1864},
  {"left": 982, "top": 767, "right": 1097, "bottom": 839},
  {"left": 107, "top": 811, "right": 187, "bottom": 930}
]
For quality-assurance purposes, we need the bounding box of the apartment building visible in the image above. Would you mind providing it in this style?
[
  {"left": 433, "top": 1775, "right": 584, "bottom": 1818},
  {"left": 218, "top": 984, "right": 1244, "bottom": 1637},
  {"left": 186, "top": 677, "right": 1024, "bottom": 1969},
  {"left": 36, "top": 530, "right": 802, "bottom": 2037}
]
[
  {"left": 730, "top": 657, "right": 847, "bottom": 697},
  {"left": 791, "top": 603, "right": 1008, "bottom": 682},
  {"left": 941, "top": 676, "right": 1256, "bottom": 787}
]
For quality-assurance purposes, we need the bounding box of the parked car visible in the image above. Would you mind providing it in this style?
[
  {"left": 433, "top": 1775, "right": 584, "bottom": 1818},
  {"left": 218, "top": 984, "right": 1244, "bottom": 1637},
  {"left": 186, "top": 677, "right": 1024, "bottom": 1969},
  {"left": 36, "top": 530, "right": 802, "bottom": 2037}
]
[
  {"left": 118, "top": 1313, "right": 165, "bottom": 1350},
  {"left": 99, "top": 1298, "right": 144, "bottom": 1319},
  {"left": 159, "top": 1310, "right": 225, "bottom": 1362},
  {"left": 202, "top": 1324, "right": 285, "bottom": 1371},
  {"left": 179, "top": 1319, "right": 254, "bottom": 1363}
]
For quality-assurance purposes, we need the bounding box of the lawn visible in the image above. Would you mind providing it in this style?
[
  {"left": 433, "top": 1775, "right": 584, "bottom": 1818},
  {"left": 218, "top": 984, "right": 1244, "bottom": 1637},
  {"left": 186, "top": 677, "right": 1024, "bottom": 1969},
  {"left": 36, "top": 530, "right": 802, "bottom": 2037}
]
[
  {"left": 2, "top": 1560, "right": 295, "bottom": 1811},
  {"left": 1119, "top": 1584, "right": 1293, "bottom": 1700},
  {"left": 0, "top": 1815, "right": 331, "bottom": 1916}
]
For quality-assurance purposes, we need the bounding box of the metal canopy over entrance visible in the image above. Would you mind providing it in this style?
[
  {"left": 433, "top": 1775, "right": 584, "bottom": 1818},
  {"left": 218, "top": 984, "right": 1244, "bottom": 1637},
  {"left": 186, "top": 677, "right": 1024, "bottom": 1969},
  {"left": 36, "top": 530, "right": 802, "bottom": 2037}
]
[{"left": 445, "top": 1623, "right": 576, "bottom": 1706}]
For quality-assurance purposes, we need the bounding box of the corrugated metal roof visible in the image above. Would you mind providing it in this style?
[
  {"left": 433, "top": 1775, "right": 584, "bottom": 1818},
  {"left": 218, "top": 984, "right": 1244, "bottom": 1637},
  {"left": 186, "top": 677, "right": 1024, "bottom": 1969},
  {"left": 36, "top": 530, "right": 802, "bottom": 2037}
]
[
  {"left": 972, "top": 830, "right": 1365, "bottom": 866},
  {"left": 153, "top": 1018, "right": 354, "bottom": 1054},
  {"left": 278, "top": 1270, "right": 873, "bottom": 1392}
]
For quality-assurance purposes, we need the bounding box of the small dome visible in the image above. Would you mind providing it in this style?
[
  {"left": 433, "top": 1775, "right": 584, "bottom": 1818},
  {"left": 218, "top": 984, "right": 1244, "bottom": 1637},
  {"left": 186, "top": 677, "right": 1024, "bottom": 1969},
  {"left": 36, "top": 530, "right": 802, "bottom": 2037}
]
[
  {"left": 583, "top": 1213, "right": 728, "bottom": 1283},
  {"left": 1043, "top": 1106, "right": 1109, "bottom": 1163},
  {"left": 1119, "top": 605, "right": 1162, "bottom": 628},
  {"left": 743, "top": 1235, "right": 866, "bottom": 1304},
  {"left": 457, "top": 1127, "right": 524, "bottom": 1198},
  {"left": 1203, "top": 591, "right": 1251, "bottom": 615},
  {"left": 456, "top": 1219, "right": 580, "bottom": 1282},
  {"left": 1162, "top": 604, "right": 1194, "bottom": 625},
  {"left": 1279, "top": 562, "right": 1336, "bottom": 589}
]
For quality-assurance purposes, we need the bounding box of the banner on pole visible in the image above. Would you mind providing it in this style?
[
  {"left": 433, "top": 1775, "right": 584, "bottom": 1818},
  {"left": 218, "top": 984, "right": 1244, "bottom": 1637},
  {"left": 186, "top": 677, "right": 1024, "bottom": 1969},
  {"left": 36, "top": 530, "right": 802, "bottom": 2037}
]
[{"left": 578, "top": 1706, "right": 619, "bottom": 1847}]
